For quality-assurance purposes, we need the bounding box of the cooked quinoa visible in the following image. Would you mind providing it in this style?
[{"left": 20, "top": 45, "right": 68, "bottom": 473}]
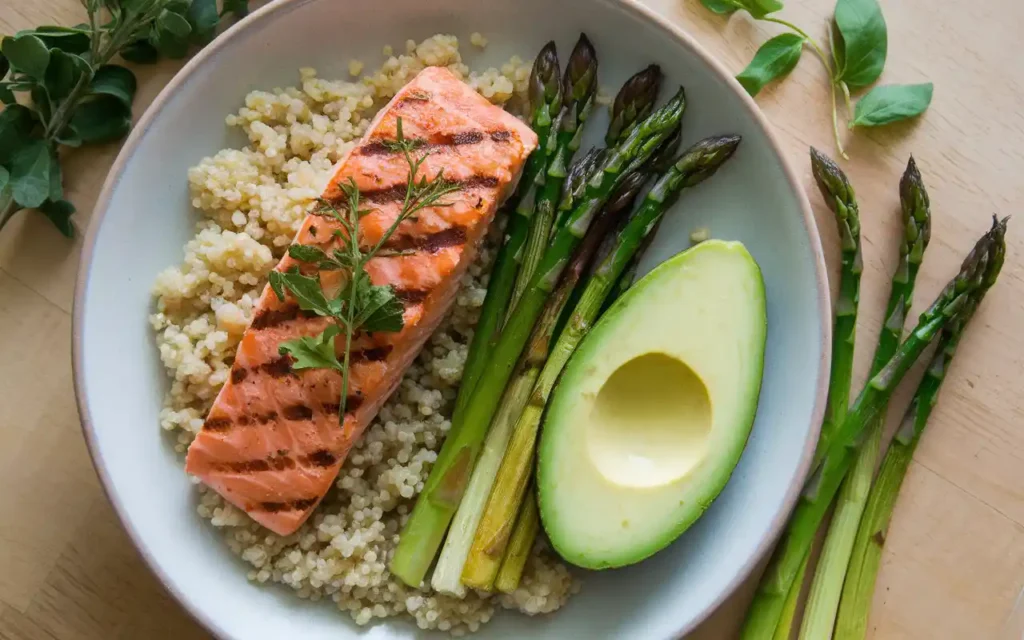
[{"left": 150, "top": 35, "right": 578, "bottom": 635}]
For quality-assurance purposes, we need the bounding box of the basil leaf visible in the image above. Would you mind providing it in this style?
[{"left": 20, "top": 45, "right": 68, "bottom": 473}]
[
  {"left": 90, "top": 65, "right": 136, "bottom": 108},
  {"left": 833, "top": 0, "right": 887, "bottom": 89},
  {"left": 736, "top": 33, "right": 804, "bottom": 96},
  {"left": 267, "top": 268, "right": 335, "bottom": 316},
  {"left": 119, "top": 38, "right": 159, "bottom": 64},
  {"left": 38, "top": 198, "right": 75, "bottom": 237},
  {"left": 164, "top": 0, "right": 190, "bottom": 13},
  {"left": 10, "top": 139, "right": 52, "bottom": 209},
  {"left": 700, "top": 0, "right": 741, "bottom": 14},
  {"left": 221, "top": 0, "right": 250, "bottom": 18},
  {"left": 1, "top": 35, "right": 50, "bottom": 81},
  {"left": 278, "top": 325, "right": 344, "bottom": 371},
  {"left": 157, "top": 9, "right": 192, "bottom": 38},
  {"left": 68, "top": 94, "right": 132, "bottom": 143},
  {"left": 187, "top": 0, "right": 220, "bottom": 44},
  {"left": 357, "top": 284, "right": 405, "bottom": 333},
  {"left": 851, "top": 83, "right": 933, "bottom": 128},
  {"left": 0, "top": 104, "right": 38, "bottom": 165},
  {"left": 151, "top": 26, "right": 190, "bottom": 59},
  {"left": 745, "top": 0, "right": 784, "bottom": 19},
  {"left": 20, "top": 26, "right": 91, "bottom": 55},
  {"left": 43, "top": 50, "right": 87, "bottom": 102},
  {"left": 0, "top": 51, "right": 10, "bottom": 78}
]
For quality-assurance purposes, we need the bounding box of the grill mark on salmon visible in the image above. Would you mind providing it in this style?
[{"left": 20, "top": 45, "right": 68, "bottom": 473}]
[
  {"left": 184, "top": 66, "right": 538, "bottom": 536},
  {"left": 357, "top": 129, "right": 508, "bottom": 157},
  {"left": 258, "top": 497, "right": 319, "bottom": 513},
  {"left": 356, "top": 174, "right": 500, "bottom": 205}
]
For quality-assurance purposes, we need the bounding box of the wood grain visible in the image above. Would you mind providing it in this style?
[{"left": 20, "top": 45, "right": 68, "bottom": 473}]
[{"left": 1, "top": 0, "right": 1022, "bottom": 638}]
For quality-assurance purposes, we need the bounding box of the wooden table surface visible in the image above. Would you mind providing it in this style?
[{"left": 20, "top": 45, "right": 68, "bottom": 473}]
[{"left": 1, "top": 0, "right": 1022, "bottom": 638}]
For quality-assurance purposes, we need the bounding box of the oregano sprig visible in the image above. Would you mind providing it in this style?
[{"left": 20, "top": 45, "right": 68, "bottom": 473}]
[
  {"left": 271, "top": 117, "right": 462, "bottom": 422},
  {"left": 700, "top": 0, "right": 933, "bottom": 159},
  {"left": 0, "top": 0, "right": 248, "bottom": 237}
]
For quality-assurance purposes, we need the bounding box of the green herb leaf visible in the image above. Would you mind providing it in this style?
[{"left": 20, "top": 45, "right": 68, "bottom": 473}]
[
  {"left": 2, "top": 35, "right": 50, "bottom": 81},
  {"left": 151, "top": 27, "right": 190, "bottom": 59},
  {"left": 0, "top": 104, "right": 39, "bottom": 165},
  {"left": 164, "top": 0, "right": 190, "bottom": 13},
  {"left": 119, "top": 38, "right": 160, "bottom": 64},
  {"left": 279, "top": 325, "right": 345, "bottom": 371},
  {"left": 20, "top": 26, "right": 91, "bottom": 55},
  {"left": 157, "top": 9, "right": 193, "bottom": 38},
  {"left": 43, "top": 50, "right": 87, "bottom": 102},
  {"left": 746, "top": 0, "right": 784, "bottom": 18},
  {"left": 38, "top": 198, "right": 75, "bottom": 237},
  {"left": 187, "top": 0, "right": 220, "bottom": 44},
  {"left": 31, "top": 84, "right": 52, "bottom": 123},
  {"left": 0, "top": 51, "right": 9, "bottom": 79},
  {"left": 851, "top": 83, "right": 933, "bottom": 127},
  {"left": 9, "top": 139, "right": 52, "bottom": 209},
  {"left": 736, "top": 33, "right": 804, "bottom": 96},
  {"left": 221, "top": 0, "right": 250, "bottom": 18},
  {"left": 356, "top": 284, "right": 405, "bottom": 333},
  {"left": 68, "top": 95, "right": 132, "bottom": 143},
  {"left": 288, "top": 244, "right": 331, "bottom": 263},
  {"left": 699, "top": 0, "right": 742, "bottom": 14},
  {"left": 0, "top": 166, "right": 9, "bottom": 195},
  {"left": 90, "top": 65, "right": 137, "bottom": 108},
  {"left": 833, "top": 0, "right": 887, "bottom": 89},
  {"left": 267, "top": 267, "right": 335, "bottom": 316},
  {"left": 0, "top": 87, "right": 15, "bottom": 104}
]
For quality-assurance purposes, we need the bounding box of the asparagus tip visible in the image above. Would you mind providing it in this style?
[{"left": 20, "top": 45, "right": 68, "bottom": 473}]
[
  {"left": 529, "top": 41, "right": 562, "bottom": 112},
  {"left": 564, "top": 33, "right": 598, "bottom": 102}
]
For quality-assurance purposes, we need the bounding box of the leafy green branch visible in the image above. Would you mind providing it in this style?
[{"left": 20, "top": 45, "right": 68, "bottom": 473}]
[
  {"left": 701, "top": 0, "right": 933, "bottom": 159},
  {"left": 0, "top": 0, "right": 250, "bottom": 237},
  {"left": 270, "top": 118, "right": 462, "bottom": 421}
]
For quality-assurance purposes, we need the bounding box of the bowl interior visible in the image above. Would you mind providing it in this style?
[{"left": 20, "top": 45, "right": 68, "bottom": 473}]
[{"left": 74, "top": 0, "right": 828, "bottom": 638}]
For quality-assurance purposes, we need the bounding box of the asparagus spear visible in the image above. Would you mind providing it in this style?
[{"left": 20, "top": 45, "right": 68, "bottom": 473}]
[
  {"left": 606, "top": 63, "right": 662, "bottom": 146},
  {"left": 833, "top": 215, "right": 1007, "bottom": 640},
  {"left": 510, "top": 35, "right": 598, "bottom": 311},
  {"left": 450, "top": 42, "right": 562, "bottom": 425},
  {"left": 757, "top": 148, "right": 863, "bottom": 640},
  {"left": 495, "top": 487, "right": 539, "bottom": 594},
  {"left": 430, "top": 169, "right": 633, "bottom": 595},
  {"left": 462, "top": 135, "right": 742, "bottom": 589},
  {"left": 800, "top": 157, "right": 931, "bottom": 640},
  {"left": 741, "top": 218, "right": 1008, "bottom": 639},
  {"left": 390, "top": 91, "right": 686, "bottom": 588}
]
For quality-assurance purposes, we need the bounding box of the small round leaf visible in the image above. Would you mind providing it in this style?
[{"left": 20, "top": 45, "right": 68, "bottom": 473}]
[
  {"left": 157, "top": 9, "right": 193, "bottom": 38},
  {"left": 68, "top": 94, "right": 132, "bottom": 143},
  {"left": 44, "top": 50, "right": 88, "bottom": 101},
  {"left": 38, "top": 198, "right": 76, "bottom": 238},
  {"left": 0, "top": 104, "right": 39, "bottom": 165},
  {"left": 21, "top": 26, "right": 91, "bottom": 55},
  {"left": 2, "top": 35, "right": 51, "bottom": 81},
  {"left": 91, "top": 65, "right": 137, "bottom": 108},
  {"left": 119, "top": 39, "right": 159, "bottom": 65},
  {"left": 10, "top": 138, "right": 53, "bottom": 209}
]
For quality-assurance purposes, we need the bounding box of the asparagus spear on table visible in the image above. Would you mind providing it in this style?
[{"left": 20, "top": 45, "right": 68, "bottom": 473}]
[
  {"left": 800, "top": 157, "right": 932, "bottom": 640},
  {"left": 450, "top": 42, "right": 562, "bottom": 426},
  {"left": 390, "top": 88, "right": 687, "bottom": 588},
  {"left": 835, "top": 218, "right": 1007, "bottom": 639},
  {"left": 769, "top": 147, "right": 864, "bottom": 640},
  {"left": 461, "top": 134, "right": 743, "bottom": 590},
  {"left": 510, "top": 35, "right": 598, "bottom": 311},
  {"left": 741, "top": 212, "right": 1009, "bottom": 640}
]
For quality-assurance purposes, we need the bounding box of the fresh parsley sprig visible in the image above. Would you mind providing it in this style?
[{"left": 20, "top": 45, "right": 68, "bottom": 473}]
[
  {"left": 270, "top": 117, "right": 462, "bottom": 422},
  {"left": 701, "top": 0, "right": 933, "bottom": 159},
  {"left": 0, "top": 0, "right": 248, "bottom": 237}
]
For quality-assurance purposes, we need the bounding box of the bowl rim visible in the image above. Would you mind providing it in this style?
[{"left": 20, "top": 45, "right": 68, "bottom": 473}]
[{"left": 71, "top": 0, "right": 832, "bottom": 637}]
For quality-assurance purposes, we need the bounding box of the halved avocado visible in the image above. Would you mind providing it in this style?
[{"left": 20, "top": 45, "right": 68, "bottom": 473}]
[{"left": 537, "top": 239, "right": 766, "bottom": 569}]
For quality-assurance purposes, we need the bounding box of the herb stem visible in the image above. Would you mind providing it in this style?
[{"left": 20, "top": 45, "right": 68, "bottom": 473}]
[{"left": 829, "top": 78, "right": 849, "bottom": 159}]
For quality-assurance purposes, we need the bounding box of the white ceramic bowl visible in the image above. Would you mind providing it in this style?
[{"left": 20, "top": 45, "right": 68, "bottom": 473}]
[{"left": 73, "top": 0, "right": 831, "bottom": 638}]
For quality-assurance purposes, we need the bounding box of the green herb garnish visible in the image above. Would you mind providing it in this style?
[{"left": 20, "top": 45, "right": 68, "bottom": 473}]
[
  {"left": 700, "top": 0, "right": 933, "bottom": 158},
  {"left": 272, "top": 117, "right": 461, "bottom": 422},
  {"left": 0, "top": 0, "right": 249, "bottom": 236}
]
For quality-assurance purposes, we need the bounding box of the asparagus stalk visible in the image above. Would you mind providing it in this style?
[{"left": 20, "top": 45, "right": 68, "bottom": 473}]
[
  {"left": 390, "top": 91, "right": 686, "bottom": 587},
  {"left": 430, "top": 177, "right": 630, "bottom": 595},
  {"left": 451, "top": 42, "right": 562, "bottom": 425},
  {"left": 494, "top": 486, "right": 540, "bottom": 594},
  {"left": 766, "top": 148, "right": 863, "bottom": 640},
  {"left": 833, "top": 215, "right": 1007, "bottom": 640},
  {"left": 510, "top": 35, "right": 598, "bottom": 311},
  {"left": 741, "top": 217, "right": 1008, "bottom": 639},
  {"left": 800, "top": 157, "right": 932, "bottom": 640},
  {"left": 462, "top": 135, "right": 742, "bottom": 589}
]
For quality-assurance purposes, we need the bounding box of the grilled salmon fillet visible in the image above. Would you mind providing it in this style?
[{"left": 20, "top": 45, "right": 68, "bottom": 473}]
[{"left": 185, "top": 67, "right": 537, "bottom": 536}]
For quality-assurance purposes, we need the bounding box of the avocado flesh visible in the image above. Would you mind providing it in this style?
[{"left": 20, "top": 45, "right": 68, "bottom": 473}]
[{"left": 537, "top": 239, "right": 767, "bottom": 569}]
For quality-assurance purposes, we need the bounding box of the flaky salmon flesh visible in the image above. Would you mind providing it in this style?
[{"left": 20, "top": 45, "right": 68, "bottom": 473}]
[{"left": 185, "top": 67, "right": 538, "bottom": 536}]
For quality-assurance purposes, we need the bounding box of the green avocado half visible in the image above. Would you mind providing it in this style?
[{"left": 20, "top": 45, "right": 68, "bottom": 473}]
[{"left": 536, "top": 239, "right": 767, "bottom": 569}]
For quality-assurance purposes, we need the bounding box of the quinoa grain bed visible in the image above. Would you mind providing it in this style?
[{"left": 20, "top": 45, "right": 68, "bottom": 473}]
[{"left": 150, "top": 35, "right": 578, "bottom": 635}]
